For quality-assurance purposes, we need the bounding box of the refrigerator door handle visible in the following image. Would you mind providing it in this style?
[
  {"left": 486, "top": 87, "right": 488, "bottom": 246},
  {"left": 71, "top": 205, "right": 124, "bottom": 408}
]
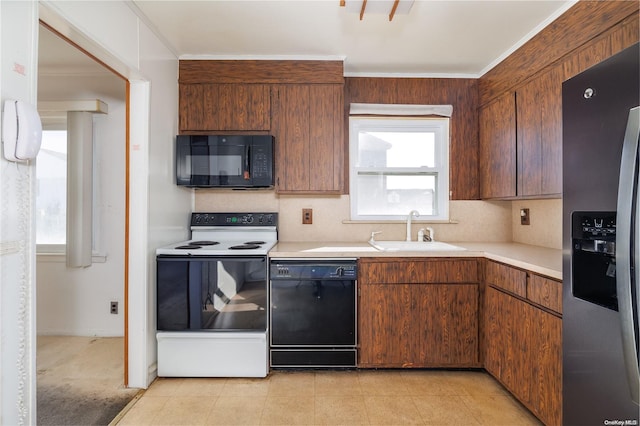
[{"left": 616, "top": 105, "right": 640, "bottom": 405}]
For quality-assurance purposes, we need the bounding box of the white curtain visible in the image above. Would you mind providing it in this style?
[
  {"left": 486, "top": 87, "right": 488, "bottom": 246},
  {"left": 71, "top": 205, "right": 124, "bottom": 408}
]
[
  {"left": 350, "top": 103, "right": 453, "bottom": 117},
  {"left": 66, "top": 111, "right": 93, "bottom": 268}
]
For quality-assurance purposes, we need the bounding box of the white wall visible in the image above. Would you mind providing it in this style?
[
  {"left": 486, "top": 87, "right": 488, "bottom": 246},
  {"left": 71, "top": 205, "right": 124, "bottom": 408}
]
[
  {"left": 37, "top": 0, "right": 192, "bottom": 388},
  {"left": 0, "top": 6, "right": 190, "bottom": 419},
  {"left": 36, "top": 69, "right": 127, "bottom": 336},
  {"left": 0, "top": 1, "right": 39, "bottom": 424},
  {"left": 139, "top": 20, "right": 193, "bottom": 384}
]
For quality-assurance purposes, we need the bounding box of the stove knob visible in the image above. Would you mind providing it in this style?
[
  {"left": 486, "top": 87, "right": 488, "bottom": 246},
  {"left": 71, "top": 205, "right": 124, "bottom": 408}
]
[{"left": 246, "top": 215, "right": 254, "bottom": 223}]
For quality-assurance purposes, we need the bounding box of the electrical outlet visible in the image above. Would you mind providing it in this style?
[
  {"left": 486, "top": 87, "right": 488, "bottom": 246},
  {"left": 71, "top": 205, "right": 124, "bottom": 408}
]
[
  {"left": 302, "top": 208, "right": 313, "bottom": 224},
  {"left": 520, "top": 208, "right": 530, "bottom": 225},
  {"left": 110, "top": 301, "right": 118, "bottom": 315}
]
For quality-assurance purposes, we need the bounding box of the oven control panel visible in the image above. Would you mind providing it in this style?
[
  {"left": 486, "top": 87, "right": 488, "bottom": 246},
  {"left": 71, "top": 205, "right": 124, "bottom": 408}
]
[{"left": 191, "top": 212, "right": 278, "bottom": 226}]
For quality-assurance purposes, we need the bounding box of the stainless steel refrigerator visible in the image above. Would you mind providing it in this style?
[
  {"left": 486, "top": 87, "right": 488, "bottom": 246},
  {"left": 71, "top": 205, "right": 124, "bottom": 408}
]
[{"left": 562, "top": 43, "right": 640, "bottom": 425}]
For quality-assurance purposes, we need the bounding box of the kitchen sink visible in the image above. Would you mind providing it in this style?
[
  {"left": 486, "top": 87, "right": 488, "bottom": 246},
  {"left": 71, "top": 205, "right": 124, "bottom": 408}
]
[{"left": 369, "top": 241, "right": 466, "bottom": 252}]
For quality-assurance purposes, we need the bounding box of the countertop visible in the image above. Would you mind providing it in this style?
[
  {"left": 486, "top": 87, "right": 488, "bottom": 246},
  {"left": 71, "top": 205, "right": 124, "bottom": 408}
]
[{"left": 269, "top": 241, "right": 562, "bottom": 280}]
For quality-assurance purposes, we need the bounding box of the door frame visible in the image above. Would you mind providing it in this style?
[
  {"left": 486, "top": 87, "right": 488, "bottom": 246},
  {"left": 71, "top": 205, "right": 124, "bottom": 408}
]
[{"left": 38, "top": 7, "right": 151, "bottom": 388}]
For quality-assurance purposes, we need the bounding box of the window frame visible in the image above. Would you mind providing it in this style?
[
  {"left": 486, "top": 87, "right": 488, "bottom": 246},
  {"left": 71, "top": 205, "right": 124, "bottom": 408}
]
[
  {"left": 349, "top": 116, "right": 450, "bottom": 221},
  {"left": 36, "top": 124, "right": 104, "bottom": 262}
]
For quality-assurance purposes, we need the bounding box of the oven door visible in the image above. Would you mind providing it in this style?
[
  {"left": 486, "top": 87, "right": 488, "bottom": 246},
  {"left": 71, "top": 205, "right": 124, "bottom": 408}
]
[{"left": 156, "top": 255, "right": 267, "bottom": 331}]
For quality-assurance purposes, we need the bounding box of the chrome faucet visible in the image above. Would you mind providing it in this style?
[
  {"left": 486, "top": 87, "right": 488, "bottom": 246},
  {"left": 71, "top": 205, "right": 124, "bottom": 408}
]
[
  {"left": 369, "top": 231, "right": 382, "bottom": 245},
  {"left": 406, "top": 210, "right": 420, "bottom": 241},
  {"left": 368, "top": 231, "right": 384, "bottom": 250},
  {"left": 425, "top": 227, "right": 435, "bottom": 241},
  {"left": 418, "top": 227, "right": 435, "bottom": 241}
]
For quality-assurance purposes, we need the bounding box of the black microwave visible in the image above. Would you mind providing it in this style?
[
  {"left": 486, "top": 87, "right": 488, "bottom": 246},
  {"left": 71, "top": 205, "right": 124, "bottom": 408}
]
[{"left": 176, "top": 135, "right": 274, "bottom": 188}]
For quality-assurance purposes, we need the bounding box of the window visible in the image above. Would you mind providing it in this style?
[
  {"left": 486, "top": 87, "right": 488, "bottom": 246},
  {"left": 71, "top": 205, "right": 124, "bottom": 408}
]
[
  {"left": 36, "top": 122, "right": 100, "bottom": 260},
  {"left": 35, "top": 103, "right": 108, "bottom": 265},
  {"left": 349, "top": 116, "right": 450, "bottom": 221},
  {"left": 36, "top": 130, "right": 67, "bottom": 248}
]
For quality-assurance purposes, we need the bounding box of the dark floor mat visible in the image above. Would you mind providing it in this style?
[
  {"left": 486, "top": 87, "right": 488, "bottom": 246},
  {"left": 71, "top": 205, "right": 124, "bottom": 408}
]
[{"left": 37, "top": 381, "right": 139, "bottom": 425}]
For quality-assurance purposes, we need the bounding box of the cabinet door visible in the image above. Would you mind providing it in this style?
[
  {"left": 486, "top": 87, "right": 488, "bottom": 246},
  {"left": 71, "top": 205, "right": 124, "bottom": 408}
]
[
  {"left": 528, "top": 300, "right": 562, "bottom": 426},
  {"left": 309, "top": 85, "right": 343, "bottom": 192},
  {"left": 179, "top": 84, "right": 219, "bottom": 131},
  {"left": 272, "top": 84, "right": 344, "bottom": 193},
  {"left": 178, "top": 83, "right": 270, "bottom": 132},
  {"left": 479, "top": 92, "right": 517, "bottom": 198},
  {"left": 272, "top": 84, "right": 310, "bottom": 192},
  {"left": 484, "top": 286, "right": 516, "bottom": 387},
  {"left": 485, "top": 285, "right": 561, "bottom": 426},
  {"left": 359, "top": 283, "right": 478, "bottom": 368},
  {"left": 358, "top": 284, "right": 413, "bottom": 367},
  {"left": 516, "top": 66, "right": 562, "bottom": 196},
  {"left": 415, "top": 284, "right": 478, "bottom": 366},
  {"left": 218, "top": 84, "right": 270, "bottom": 131},
  {"left": 485, "top": 285, "right": 533, "bottom": 399}
]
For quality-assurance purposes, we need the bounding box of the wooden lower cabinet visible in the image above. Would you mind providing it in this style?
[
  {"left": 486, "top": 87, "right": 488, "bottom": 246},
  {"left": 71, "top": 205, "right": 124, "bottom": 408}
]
[
  {"left": 358, "top": 258, "right": 479, "bottom": 368},
  {"left": 485, "top": 285, "right": 561, "bottom": 426}
]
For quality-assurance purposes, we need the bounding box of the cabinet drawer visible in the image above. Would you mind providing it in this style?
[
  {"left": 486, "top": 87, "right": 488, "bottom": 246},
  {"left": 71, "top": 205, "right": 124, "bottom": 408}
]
[
  {"left": 527, "top": 274, "right": 562, "bottom": 314},
  {"left": 485, "top": 260, "right": 527, "bottom": 297},
  {"left": 359, "top": 258, "right": 478, "bottom": 285}
]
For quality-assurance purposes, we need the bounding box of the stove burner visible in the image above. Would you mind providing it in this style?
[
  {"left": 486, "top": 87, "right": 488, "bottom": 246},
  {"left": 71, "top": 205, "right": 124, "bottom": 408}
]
[
  {"left": 176, "top": 244, "right": 202, "bottom": 250},
  {"left": 229, "top": 244, "right": 261, "bottom": 250},
  {"left": 191, "top": 241, "right": 219, "bottom": 246},
  {"left": 244, "top": 241, "right": 265, "bottom": 245}
]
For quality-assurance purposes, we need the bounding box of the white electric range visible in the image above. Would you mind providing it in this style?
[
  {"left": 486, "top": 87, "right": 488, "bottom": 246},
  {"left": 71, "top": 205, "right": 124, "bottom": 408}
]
[
  {"left": 156, "top": 211, "right": 278, "bottom": 256},
  {"left": 155, "top": 212, "right": 277, "bottom": 378}
]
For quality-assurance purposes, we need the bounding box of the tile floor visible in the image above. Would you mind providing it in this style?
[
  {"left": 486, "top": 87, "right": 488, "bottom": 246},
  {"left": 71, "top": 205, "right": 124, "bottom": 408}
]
[{"left": 115, "top": 369, "right": 542, "bottom": 425}]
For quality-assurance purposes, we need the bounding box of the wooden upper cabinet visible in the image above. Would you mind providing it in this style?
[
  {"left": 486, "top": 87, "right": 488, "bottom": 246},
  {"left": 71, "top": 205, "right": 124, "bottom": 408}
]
[
  {"left": 179, "top": 83, "right": 270, "bottom": 132},
  {"left": 479, "top": 92, "right": 516, "bottom": 199},
  {"left": 272, "top": 84, "right": 344, "bottom": 194},
  {"left": 478, "top": 3, "right": 638, "bottom": 201},
  {"left": 479, "top": 66, "right": 562, "bottom": 200},
  {"left": 516, "top": 65, "right": 563, "bottom": 197}
]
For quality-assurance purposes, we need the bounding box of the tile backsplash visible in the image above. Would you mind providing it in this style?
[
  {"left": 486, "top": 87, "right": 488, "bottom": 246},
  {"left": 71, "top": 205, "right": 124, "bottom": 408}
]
[
  {"left": 195, "top": 192, "right": 518, "bottom": 244},
  {"left": 195, "top": 191, "right": 562, "bottom": 248},
  {"left": 511, "top": 199, "right": 562, "bottom": 249}
]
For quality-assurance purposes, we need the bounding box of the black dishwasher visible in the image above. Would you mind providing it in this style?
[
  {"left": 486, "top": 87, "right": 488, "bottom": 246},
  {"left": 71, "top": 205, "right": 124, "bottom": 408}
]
[{"left": 269, "top": 259, "right": 357, "bottom": 367}]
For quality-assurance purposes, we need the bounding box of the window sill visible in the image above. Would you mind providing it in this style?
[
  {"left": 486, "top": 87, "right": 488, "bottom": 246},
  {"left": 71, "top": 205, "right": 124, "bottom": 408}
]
[
  {"left": 342, "top": 219, "right": 459, "bottom": 224},
  {"left": 36, "top": 253, "right": 108, "bottom": 263}
]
